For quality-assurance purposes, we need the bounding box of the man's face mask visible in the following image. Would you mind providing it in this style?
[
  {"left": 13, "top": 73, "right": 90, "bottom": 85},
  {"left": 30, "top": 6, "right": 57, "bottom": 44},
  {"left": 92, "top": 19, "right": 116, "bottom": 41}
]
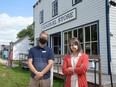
[{"left": 39, "top": 38, "right": 47, "bottom": 44}]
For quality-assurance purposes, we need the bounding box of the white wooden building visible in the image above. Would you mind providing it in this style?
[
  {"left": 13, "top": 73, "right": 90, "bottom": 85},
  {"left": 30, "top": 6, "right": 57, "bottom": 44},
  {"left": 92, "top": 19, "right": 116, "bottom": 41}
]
[
  {"left": 33, "top": 0, "right": 116, "bottom": 75},
  {"left": 12, "top": 36, "right": 32, "bottom": 60}
]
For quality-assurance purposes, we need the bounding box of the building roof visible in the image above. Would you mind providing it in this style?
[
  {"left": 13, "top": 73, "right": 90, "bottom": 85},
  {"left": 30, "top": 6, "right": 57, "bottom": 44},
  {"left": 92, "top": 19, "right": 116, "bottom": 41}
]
[{"left": 13, "top": 36, "right": 29, "bottom": 45}]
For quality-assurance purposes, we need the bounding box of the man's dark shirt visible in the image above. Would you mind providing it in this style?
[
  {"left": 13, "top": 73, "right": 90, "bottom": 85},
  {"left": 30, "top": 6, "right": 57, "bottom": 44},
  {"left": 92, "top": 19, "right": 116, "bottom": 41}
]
[{"left": 28, "top": 45, "right": 54, "bottom": 79}]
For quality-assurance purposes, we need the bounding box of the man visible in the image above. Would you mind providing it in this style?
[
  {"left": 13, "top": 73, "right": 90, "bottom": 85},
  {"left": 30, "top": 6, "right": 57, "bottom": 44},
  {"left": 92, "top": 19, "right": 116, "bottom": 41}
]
[{"left": 28, "top": 31, "right": 54, "bottom": 87}]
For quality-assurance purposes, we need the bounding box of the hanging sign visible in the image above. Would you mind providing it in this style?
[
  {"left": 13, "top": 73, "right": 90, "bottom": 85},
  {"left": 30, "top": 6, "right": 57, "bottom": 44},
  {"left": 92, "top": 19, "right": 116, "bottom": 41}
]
[{"left": 41, "top": 8, "right": 77, "bottom": 30}]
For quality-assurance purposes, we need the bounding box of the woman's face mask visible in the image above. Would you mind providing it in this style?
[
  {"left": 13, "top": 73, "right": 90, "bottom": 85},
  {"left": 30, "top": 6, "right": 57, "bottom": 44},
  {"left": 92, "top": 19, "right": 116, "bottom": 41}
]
[
  {"left": 39, "top": 38, "right": 48, "bottom": 44},
  {"left": 70, "top": 44, "right": 78, "bottom": 50}
]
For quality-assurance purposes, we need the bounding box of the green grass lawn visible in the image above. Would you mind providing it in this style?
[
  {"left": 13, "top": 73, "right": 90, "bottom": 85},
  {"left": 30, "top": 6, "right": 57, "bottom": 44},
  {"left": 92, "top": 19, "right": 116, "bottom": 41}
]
[
  {"left": 53, "top": 77, "right": 64, "bottom": 87},
  {"left": 0, "top": 63, "right": 30, "bottom": 87},
  {"left": 0, "top": 63, "right": 64, "bottom": 87}
]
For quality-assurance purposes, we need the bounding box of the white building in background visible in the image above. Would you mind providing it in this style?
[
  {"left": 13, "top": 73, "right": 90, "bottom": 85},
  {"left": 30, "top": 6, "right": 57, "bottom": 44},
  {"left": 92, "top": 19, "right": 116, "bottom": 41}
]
[
  {"left": 33, "top": 0, "right": 116, "bottom": 75},
  {"left": 12, "top": 36, "right": 32, "bottom": 60}
]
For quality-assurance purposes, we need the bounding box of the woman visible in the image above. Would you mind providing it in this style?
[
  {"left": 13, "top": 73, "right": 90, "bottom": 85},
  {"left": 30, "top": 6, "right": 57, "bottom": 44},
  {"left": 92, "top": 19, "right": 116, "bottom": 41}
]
[{"left": 62, "top": 37, "right": 88, "bottom": 87}]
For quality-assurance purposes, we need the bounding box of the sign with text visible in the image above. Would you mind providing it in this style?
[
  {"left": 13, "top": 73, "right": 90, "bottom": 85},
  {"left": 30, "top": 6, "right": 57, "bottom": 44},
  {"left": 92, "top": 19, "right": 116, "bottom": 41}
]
[{"left": 41, "top": 8, "right": 77, "bottom": 30}]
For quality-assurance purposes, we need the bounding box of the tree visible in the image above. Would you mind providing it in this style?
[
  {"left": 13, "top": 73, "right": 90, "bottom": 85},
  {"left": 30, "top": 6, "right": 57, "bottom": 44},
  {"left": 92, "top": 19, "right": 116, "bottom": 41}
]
[
  {"left": 26, "top": 24, "right": 34, "bottom": 42},
  {"left": 17, "top": 29, "right": 27, "bottom": 38},
  {"left": 17, "top": 23, "right": 34, "bottom": 45}
]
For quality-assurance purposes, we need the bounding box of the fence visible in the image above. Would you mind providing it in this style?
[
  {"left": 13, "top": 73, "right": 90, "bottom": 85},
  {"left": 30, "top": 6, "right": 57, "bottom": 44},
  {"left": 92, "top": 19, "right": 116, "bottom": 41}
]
[{"left": 19, "top": 53, "right": 28, "bottom": 70}]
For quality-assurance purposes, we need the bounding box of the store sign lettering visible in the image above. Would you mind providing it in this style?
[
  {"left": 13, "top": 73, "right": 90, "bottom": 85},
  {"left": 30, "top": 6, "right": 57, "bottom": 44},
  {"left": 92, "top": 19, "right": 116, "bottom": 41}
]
[{"left": 41, "top": 8, "right": 77, "bottom": 30}]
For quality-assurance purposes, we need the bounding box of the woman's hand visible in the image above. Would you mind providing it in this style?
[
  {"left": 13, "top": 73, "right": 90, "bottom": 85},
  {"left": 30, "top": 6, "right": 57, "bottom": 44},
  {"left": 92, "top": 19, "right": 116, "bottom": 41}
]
[{"left": 68, "top": 67, "right": 74, "bottom": 72}]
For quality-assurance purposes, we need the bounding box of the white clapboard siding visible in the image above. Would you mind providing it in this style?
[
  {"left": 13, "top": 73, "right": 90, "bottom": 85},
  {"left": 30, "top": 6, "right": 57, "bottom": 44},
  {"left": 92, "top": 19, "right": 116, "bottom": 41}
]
[
  {"left": 13, "top": 37, "right": 32, "bottom": 60},
  {"left": 34, "top": 0, "right": 109, "bottom": 74},
  {"left": 110, "top": 5, "right": 116, "bottom": 74}
]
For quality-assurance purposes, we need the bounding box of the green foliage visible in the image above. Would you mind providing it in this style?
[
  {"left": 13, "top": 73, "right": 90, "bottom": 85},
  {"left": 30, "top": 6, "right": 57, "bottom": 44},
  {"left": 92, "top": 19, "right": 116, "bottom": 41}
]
[
  {"left": 17, "top": 23, "right": 34, "bottom": 44},
  {"left": 17, "top": 29, "right": 27, "bottom": 38},
  {"left": 26, "top": 24, "right": 34, "bottom": 42}
]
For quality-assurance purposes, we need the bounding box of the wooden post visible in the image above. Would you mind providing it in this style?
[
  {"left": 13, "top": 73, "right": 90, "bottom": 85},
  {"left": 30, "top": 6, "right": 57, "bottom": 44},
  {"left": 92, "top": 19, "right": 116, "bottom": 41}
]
[
  {"left": 89, "top": 55, "right": 102, "bottom": 87},
  {"left": 99, "top": 56, "right": 102, "bottom": 87},
  {"left": 50, "top": 65, "right": 53, "bottom": 87}
]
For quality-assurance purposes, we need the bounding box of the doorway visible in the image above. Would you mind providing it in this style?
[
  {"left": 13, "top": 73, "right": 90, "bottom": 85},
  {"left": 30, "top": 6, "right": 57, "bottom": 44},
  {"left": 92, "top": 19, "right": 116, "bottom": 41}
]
[{"left": 52, "top": 33, "right": 61, "bottom": 55}]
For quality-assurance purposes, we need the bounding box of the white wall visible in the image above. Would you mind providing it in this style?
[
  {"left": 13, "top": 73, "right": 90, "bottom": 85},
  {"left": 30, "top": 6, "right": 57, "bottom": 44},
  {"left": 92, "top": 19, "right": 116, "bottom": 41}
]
[
  {"left": 33, "top": 2, "right": 41, "bottom": 46},
  {"left": 110, "top": 4, "right": 116, "bottom": 74},
  {"left": 34, "top": 0, "right": 108, "bottom": 73},
  {"left": 13, "top": 37, "right": 32, "bottom": 60}
]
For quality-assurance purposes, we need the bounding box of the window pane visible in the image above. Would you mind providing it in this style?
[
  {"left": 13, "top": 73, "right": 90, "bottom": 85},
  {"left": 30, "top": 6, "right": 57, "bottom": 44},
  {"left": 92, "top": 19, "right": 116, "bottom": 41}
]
[
  {"left": 53, "top": 34, "right": 61, "bottom": 55},
  {"left": 91, "top": 24, "right": 97, "bottom": 41},
  {"left": 54, "top": 36, "right": 60, "bottom": 46},
  {"left": 75, "top": 0, "right": 81, "bottom": 3},
  {"left": 58, "top": 37, "right": 61, "bottom": 46},
  {"left": 73, "top": 30, "right": 77, "bottom": 37},
  {"left": 81, "top": 44, "right": 83, "bottom": 51},
  {"left": 54, "top": 47, "right": 58, "bottom": 54},
  {"left": 68, "top": 31, "right": 72, "bottom": 41},
  {"left": 64, "top": 32, "right": 67, "bottom": 44},
  {"left": 78, "top": 28, "right": 83, "bottom": 42},
  {"left": 52, "top": 0, "right": 58, "bottom": 16},
  {"left": 85, "top": 43, "right": 90, "bottom": 55},
  {"left": 85, "top": 26, "right": 90, "bottom": 42},
  {"left": 92, "top": 42, "right": 97, "bottom": 55},
  {"left": 73, "top": 0, "right": 82, "bottom": 5},
  {"left": 39, "top": 10, "right": 44, "bottom": 23},
  {"left": 54, "top": 47, "right": 61, "bottom": 54},
  {"left": 64, "top": 45, "right": 68, "bottom": 54},
  {"left": 54, "top": 37, "right": 58, "bottom": 45}
]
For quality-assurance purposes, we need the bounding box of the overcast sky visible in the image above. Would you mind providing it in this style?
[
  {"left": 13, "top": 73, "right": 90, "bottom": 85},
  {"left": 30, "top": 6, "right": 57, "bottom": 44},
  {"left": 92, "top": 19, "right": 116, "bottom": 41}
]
[{"left": 0, "top": 0, "right": 37, "bottom": 46}]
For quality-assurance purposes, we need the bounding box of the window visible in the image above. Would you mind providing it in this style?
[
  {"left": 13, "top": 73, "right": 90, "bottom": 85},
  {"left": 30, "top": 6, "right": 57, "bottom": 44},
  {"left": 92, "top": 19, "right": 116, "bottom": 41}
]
[
  {"left": 73, "top": 30, "right": 77, "bottom": 37},
  {"left": 63, "top": 23, "right": 98, "bottom": 55},
  {"left": 84, "top": 24, "right": 98, "bottom": 55},
  {"left": 53, "top": 36, "right": 61, "bottom": 54},
  {"left": 52, "top": 0, "right": 58, "bottom": 17},
  {"left": 78, "top": 28, "right": 83, "bottom": 42},
  {"left": 64, "top": 31, "right": 72, "bottom": 54},
  {"left": 72, "top": 0, "right": 82, "bottom": 5},
  {"left": 91, "top": 24, "right": 98, "bottom": 55},
  {"left": 39, "top": 10, "right": 44, "bottom": 24}
]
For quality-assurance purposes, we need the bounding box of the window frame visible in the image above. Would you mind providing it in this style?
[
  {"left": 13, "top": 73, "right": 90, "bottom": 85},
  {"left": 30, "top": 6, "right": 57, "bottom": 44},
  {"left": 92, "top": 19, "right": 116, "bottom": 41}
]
[
  {"left": 72, "top": 0, "right": 82, "bottom": 6},
  {"left": 52, "top": 0, "right": 58, "bottom": 17},
  {"left": 39, "top": 10, "right": 44, "bottom": 24},
  {"left": 63, "top": 23, "right": 98, "bottom": 55}
]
